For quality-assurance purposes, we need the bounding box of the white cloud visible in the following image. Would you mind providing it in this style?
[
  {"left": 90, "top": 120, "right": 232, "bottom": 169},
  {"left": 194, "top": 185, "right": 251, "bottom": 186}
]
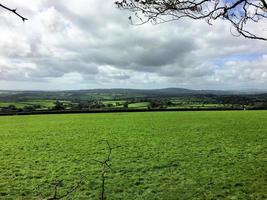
[{"left": 0, "top": 0, "right": 266, "bottom": 90}]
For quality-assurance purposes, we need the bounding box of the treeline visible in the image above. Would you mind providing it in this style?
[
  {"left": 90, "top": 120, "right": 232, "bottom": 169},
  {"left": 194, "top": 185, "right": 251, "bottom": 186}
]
[
  {"left": 213, "top": 95, "right": 267, "bottom": 109},
  {"left": 0, "top": 104, "right": 42, "bottom": 113},
  {"left": 1, "top": 95, "right": 267, "bottom": 114}
]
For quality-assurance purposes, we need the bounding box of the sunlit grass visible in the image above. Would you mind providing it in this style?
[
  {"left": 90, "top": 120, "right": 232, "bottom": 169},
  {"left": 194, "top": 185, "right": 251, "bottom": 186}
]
[{"left": 0, "top": 111, "right": 266, "bottom": 199}]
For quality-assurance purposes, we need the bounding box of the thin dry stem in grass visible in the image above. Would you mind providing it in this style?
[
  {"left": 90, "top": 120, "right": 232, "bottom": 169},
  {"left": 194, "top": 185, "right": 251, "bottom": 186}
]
[{"left": 92, "top": 140, "right": 121, "bottom": 200}]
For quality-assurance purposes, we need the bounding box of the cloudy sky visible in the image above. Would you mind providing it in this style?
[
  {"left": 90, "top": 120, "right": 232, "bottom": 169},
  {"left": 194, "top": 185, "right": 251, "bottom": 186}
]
[{"left": 0, "top": 0, "right": 267, "bottom": 90}]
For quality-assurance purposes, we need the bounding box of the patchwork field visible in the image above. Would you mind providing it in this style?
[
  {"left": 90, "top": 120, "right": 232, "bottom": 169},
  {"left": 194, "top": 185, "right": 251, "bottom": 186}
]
[{"left": 0, "top": 111, "right": 266, "bottom": 199}]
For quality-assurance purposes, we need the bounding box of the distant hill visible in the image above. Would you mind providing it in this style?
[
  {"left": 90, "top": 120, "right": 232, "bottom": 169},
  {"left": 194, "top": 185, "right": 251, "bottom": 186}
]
[
  {"left": 0, "top": 88, "right": 266, "bottom": 102},
  {"left": 72, "top": 88, "right": 234, "bottom": 95}
]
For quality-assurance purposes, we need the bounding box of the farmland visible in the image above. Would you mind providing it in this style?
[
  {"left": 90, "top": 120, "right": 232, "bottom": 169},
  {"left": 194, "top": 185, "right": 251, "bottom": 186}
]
[
  {"left": 0, "top": 111, "right": 266, "bottom": 199},
  {"left": 1, "top": 89, "right": 267, "bottom": 114}
]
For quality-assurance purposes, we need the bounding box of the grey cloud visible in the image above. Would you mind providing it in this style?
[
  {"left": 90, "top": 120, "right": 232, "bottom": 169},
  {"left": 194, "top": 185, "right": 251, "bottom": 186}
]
[
  {"left": 27, "top": 59, "right": 99, "bottom": 78},
  {"left": 0, "top": 0, "right": 267, "bottom": 90}
]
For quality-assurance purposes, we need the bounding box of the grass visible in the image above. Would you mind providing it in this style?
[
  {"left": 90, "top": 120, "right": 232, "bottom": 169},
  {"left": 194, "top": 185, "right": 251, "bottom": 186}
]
[
  {"left": 0, "top": 100, "right": 70, "bottom": 109},
  {"left": 0, "top": 111, "right": 266, "bottom": 199},
  {"left": 24, "top": 100, "right": 56, "bottom": 108},
  {"left": 168, "top": 104, "right": 224, "bottom": 109},
  {"left": 102, "top": 100, "right": 126, "bottom": 106},
  {"left": 0, "top": 102, "right": 28, "bottom": 108},
  {"left": 128, "top": 102, "right": 149, "bottom": 108}
]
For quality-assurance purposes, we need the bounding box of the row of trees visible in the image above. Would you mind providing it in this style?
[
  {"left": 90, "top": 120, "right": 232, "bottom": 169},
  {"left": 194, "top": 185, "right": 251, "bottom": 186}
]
[
  {"left": 0, "top": 104, "right": 41, "bottom": 113},
  {"left": 1, "top": 96, "right": 267, "bottom": 113},
  {"left": 0, "top": 100, "right": 128, "bottom": 113},
  {"left": 215, "top": 95, "right": 267, "bottom": 109}
]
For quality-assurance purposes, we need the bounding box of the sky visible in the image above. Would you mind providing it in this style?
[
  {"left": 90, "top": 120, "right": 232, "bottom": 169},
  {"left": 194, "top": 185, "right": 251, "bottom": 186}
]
[{"left": 0, "top": 0, "right": 267, "bottom": 91}]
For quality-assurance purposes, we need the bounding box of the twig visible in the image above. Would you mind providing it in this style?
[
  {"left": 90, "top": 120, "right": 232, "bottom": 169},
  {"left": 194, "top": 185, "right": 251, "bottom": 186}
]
[
  {"left": 36, "top": 176, "right": 83, "bottom": 200},
  {"left": 115, "top": 0, "right": 267, "bottom": 41},
  {"left": 0, "top": 3, "right": 28, "bottom": 22},
  {"left": 92, "top": 140, "right": 120, "bottom": 200}
]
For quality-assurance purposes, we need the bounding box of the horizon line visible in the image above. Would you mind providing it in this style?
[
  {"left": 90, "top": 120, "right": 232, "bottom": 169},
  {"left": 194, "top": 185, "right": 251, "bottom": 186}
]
[{"left": 0, "top": 87, "right": 266, "bottom": 92}]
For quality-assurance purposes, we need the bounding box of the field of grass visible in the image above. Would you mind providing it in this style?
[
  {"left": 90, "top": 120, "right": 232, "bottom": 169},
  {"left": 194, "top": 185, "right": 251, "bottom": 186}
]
[
  {"left": 102, "top": 100, "right": 126, "bottom": 106},
  {"left": 0, "top": 100, "right": 54, "bottom": 109},
  {"left": 0, "top": 111, "right": 266, "bottom": 199},
  {"left": 0, "top": 100, "right": 71, "bottom": 110},
  {"left": 0, "top": 102, "right": 29, "bottom": 108},
  {"left": 128, "top": 102, "right": 149, "bottom": 108},
  {"left": 24, "top": 100, "right": 56, "bottom": 108},
  {"left": 168, "top": 104, "right": 224, "bottom": 109}
]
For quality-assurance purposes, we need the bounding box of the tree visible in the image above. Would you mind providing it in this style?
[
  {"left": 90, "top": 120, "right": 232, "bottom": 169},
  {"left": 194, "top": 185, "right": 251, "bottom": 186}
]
[
  {"left": 123, "top": 101, "right": 129, "bottom": 108},
  {"left": 53, "top": 100, "right": 65, "bottom": 111},
  {"left": 23, "top": 105, "right": 36, "bottom": 112},
  {"left": 115, "top": 0, "right": 267, "bottom": 40},
  {"left": 2, "top": 105, "right": 18, "bottom": 112},
  {"left": 0, "top": 3, "right": 28, "bottom": 21}
]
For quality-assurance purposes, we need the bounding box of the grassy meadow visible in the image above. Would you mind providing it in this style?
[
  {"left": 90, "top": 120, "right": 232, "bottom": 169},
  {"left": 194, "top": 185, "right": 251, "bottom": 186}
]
[
  {"left": 0, "top": 100, "right": 56, "bottom": 109},
  {"left": 0, "top": 111, "right": 266, "bottom": 199}
]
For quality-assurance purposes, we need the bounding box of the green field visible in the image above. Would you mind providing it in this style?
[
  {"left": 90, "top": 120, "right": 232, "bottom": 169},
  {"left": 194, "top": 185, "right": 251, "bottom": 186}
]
[
  {"left": 0, "top": 100, "right": 72, "bottom": 110},
  {"left": 0, "top": 100, "right": 56, "bottom": 109},
  {"left": 128, "top": 102, "right": 149, "bottom": 108},
  {"left": 0, "top": 111, "right": 266, "bottom": 199}
]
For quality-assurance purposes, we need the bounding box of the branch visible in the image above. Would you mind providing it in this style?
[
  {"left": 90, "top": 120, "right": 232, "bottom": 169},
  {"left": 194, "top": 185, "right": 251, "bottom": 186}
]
[
  {"left": 46, "top": 177, "right": 83, "bottom": 200},
  {"left": 261, "top": 0, "right": 267, "bottom": 9},
  {"left": 92, "top": 140, "right": 121, "bottom": 200},
  {"left": 35, "top": 176, "right": 84, "bottom": 200},
  {"left": 115, "top": 0, "right": 267, "bottom": 41},
  {"left": 0, "top": 3, "right": 28, "bottom": 22}
]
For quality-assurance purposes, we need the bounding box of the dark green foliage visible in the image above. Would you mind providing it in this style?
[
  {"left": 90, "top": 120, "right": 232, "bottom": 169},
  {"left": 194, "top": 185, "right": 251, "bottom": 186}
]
[
  {"left": 123, "top": 102, "right": 129, "bottom": 109},
  {"left": 4, "top": 104, "right": 17, "bottom": 111},
  {"left": 1, "top": 90, "right": 267, "bottom": 114},
  {"left": 53, "top": 100, "right": 65, "bottom": 111},
  {"left": 22, "top": 105, "right": 41, "bottom": 112}
]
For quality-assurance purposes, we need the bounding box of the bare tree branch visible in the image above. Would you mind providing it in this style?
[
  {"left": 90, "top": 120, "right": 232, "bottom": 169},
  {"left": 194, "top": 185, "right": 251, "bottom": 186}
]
[
  {"left": 35, "top": 176, "right": 84, "bottom": 200},
  {"left": 0, "top": 3, "right": 28, "bottom": 22},
  {"left": 45, "top": 177, "right": 83, "bottom": 200},
  {"left": 92, "top": 140, "right": 121, "bottom": 200},
  {"left": 115, "top": 0, "right": 267, "bottom": 41}
]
